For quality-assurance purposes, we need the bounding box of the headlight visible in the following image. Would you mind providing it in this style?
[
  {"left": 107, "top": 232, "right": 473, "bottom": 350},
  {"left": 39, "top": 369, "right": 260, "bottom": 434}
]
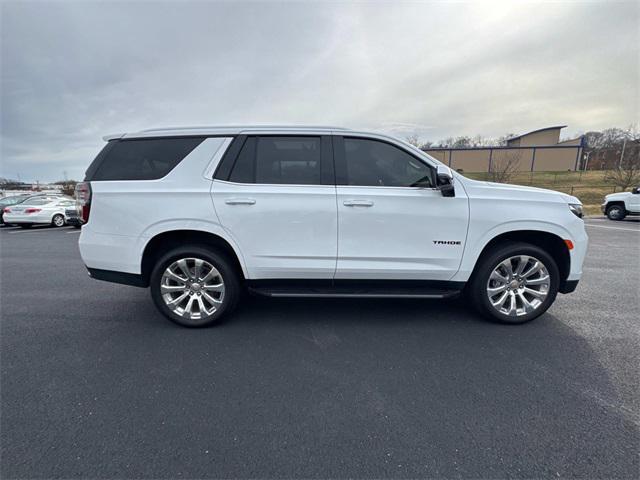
[{"left": 569, "top": 203, "right": 583, "bottom": 218}]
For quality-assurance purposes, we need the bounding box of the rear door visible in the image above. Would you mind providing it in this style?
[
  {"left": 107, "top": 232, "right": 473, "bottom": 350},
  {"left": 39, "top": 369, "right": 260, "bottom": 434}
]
[
  {"left": 334, "top": 135, "right": 469, "bottom": 280},
  {"left": 212, "top": 135, "right": 337, "bottom": 279}
]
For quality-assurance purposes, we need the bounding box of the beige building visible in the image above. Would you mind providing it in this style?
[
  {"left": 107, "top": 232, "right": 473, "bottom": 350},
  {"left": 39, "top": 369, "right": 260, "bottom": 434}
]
[{"left": 424, "top": 126, "right": 584, "bottom": 172}]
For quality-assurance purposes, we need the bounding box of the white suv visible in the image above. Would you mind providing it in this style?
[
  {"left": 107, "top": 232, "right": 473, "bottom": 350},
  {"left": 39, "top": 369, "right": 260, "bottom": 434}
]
[{"left": 77, "top": 126, "right": 587, "bottom": 327}]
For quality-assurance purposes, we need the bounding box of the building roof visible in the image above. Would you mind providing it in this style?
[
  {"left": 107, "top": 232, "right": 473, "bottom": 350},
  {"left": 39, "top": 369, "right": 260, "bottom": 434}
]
[{"left": 506, "top": 125, "right": 567, "bottom": 143}]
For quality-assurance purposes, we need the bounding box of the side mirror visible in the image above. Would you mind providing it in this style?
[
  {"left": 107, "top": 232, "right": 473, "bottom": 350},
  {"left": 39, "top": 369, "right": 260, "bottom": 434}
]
[{"left": 436, "top": 165, "right": 455, "bottom": 197}]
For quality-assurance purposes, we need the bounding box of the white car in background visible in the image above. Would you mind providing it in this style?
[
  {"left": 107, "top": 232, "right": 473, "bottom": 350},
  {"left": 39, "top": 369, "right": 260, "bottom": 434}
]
[
  {"left": 3, "top": 196, "right": 75, "bottom": 228},
  {"left": 601, "top": 186, "right": 640, "bottom": 220}
]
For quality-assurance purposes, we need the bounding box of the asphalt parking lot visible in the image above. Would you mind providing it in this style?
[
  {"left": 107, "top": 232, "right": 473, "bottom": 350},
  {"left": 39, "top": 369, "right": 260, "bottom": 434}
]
[{"left": 1, "top": 219, "right": 639, "bottom": 479}]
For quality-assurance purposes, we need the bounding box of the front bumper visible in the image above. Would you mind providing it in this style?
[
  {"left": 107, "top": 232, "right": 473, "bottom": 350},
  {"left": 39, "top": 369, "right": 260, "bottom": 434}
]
[{"left": 601, "top": 203, "right": 607, "bottom": 214}]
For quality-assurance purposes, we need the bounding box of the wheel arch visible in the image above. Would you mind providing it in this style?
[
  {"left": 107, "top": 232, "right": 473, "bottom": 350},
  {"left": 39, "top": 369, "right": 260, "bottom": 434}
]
[
  {"left": 140, "top": 229, "right": 247, "bottom": 286},
  {"left": 605, "top": 201, "right": 626, "bottom": 211},
  {"left": 470, "top": 230, "right": 571, "bottom": 291}
]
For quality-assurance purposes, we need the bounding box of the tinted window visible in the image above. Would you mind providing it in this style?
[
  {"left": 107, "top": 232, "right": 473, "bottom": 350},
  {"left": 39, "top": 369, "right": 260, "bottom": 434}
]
[
  {"left": 228, "top": 137, "right": 257, "bottom": 183},
  {"left": 89, "top": 137, "right": 205, "bottom": 181},
  {"left": 24, "top": 198, "right": 53, "bottom": 206},
  {"left": 343, "top": 138, "right": 434, "bottom": 187},
  {"left": 229, "top": 136, "right": 321, "bottom": 185}
]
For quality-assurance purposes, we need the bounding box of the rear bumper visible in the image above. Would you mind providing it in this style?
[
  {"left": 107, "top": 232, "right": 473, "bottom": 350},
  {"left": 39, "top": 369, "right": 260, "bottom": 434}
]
[{"left": 79, "top": 228, "right": 144, "bottom": 274}]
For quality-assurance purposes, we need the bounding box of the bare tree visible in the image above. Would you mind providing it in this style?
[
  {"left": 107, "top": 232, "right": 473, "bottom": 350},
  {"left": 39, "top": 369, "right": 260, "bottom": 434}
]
[
  {"left": 489, "top": 150, "right": 522, "bottom": 183},
  {"left": 54, "top": 179, "right": 78, "bottom": 197},
  {"left": 604, "top": 134, "right": 640, "bottom": 190},
  {"left": 405, "top": 134, "right": 421, "bottom": 147}
]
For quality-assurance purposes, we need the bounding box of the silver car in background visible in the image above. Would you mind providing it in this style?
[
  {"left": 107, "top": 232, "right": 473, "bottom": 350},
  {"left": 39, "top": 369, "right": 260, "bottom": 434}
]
[{"left": 3, "top": 196, "right": 75, "bottom": 228}]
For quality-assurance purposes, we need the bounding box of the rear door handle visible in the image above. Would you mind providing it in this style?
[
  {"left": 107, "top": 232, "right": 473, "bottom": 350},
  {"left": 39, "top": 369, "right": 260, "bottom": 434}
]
[
  {"left": 343, "top": 200, "right": 374, "bottom": 207},
  {"left": 225, "top": 198, "right": 256, "bottom": 205}
]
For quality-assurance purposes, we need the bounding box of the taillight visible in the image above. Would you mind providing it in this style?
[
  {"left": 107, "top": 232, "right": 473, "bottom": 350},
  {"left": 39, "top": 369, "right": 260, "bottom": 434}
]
[
  {"left": 24, "top": 208, "right": 42, "bottom": 214},
  {"left": 76, "top": 182, "right": 92, "bottom": 224},
  {"left": 3, "top": 207, "right": 10, "bottom": 213}
]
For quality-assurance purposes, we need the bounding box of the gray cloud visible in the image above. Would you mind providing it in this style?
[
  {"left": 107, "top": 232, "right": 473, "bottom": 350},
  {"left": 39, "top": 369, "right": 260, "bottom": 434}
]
[{"left": 1, "top": 0, "right": 638, "bottom": 181}]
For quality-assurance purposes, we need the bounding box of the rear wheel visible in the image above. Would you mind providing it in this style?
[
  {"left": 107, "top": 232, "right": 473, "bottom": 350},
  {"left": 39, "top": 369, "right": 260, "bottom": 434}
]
[
  {"left": 150, "top": 246, "right": 241, "bottom": 327},
  {"left": 606, "top": 204, "right": 626, "bottom": 221},
  {"left": 52, "top": 214, "right": 65, "bottom": 227},
  {"left": 468, "top": 242, "right": 559, "bottom": 324}
]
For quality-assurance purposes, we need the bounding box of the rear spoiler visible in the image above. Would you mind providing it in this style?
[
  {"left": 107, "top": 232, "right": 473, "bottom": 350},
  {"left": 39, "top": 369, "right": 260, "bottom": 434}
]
[{"left": 102, "top": 133, "right": 125, "bottom": 141}]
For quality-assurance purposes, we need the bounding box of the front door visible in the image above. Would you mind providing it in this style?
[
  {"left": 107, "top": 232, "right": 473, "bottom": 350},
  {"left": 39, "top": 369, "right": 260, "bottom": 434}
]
[
  {"left": 334, "top": 136, "right": 469, "bottom": 280},
  {"left": 212, "top": 135, "right": 337, "bottom": 279}
]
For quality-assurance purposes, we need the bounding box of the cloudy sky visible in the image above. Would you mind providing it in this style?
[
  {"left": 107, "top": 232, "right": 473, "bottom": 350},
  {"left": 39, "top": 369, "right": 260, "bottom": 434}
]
[{"left": 1, "top": 0, "right": 638, "bottom": 182}]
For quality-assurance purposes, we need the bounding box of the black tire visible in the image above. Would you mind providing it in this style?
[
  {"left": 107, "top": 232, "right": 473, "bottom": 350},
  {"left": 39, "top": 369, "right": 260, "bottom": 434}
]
[
  {"left": 19, "top": 224, "right": 32, "bottom": 229},
  {"left": 606, "top": 204, "right": 626, "bottom": 221},
  {"left": 149, "top": 245, "right": 241, "bottom": 327},
  {"left": 468, "top": 242, "right": 560, "bottom": 324},
  {"left": 51, "top": 214, "right": 65, "bottom": 227}
]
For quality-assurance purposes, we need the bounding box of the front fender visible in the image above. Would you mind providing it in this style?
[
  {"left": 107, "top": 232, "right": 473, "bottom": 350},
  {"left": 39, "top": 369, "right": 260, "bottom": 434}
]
[{"left": 451, "top": 220, "right": 578, "bottom": 283}]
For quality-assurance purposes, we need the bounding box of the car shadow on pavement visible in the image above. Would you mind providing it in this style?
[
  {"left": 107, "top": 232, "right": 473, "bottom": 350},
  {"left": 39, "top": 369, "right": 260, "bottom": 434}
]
[{"left": 125, "top": 294, "right": 639, "bottom": 476}]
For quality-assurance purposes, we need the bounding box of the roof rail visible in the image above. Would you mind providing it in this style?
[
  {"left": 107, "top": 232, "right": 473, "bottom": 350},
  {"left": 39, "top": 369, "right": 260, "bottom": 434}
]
[{"left": 140, "top": 125, "right": 351, "bottom": 133}]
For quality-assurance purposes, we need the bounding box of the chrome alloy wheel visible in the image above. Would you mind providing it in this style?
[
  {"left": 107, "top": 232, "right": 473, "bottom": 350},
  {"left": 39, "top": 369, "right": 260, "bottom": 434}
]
[
  {"left": 160, "top": 258, "right": 225, "bottom": 321},
  {"left": 53, "top": 215, "right": 65, "bottom": 227},
  {"left": 486, "top": 255, "right": 550, "bottom": 317}
]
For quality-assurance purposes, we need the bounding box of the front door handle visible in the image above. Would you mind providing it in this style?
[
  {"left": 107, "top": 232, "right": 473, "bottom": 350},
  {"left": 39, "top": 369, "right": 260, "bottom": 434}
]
[
  {"left": 343, "top": 200, "right": 374, "bottom": 207},
  {"left": 225, "top": 198, "right": 256, "bottom": 205}
]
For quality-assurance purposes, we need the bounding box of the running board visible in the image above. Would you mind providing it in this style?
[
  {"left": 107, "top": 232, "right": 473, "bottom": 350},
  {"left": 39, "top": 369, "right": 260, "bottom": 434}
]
[{"left": 247, "top": 280, "right": 463, "bottom": 299}]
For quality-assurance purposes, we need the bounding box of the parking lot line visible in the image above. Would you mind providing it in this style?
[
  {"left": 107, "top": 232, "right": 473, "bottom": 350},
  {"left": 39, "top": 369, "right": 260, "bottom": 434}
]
[
  {"left": 585, "top": 224, "right": 640, "bottom": 232},
  {"left": 8, "top": 228, "right": 71, "bottom": 234}
]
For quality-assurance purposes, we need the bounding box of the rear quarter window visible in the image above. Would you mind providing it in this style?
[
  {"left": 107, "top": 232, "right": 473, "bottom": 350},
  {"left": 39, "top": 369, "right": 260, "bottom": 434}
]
[{"left": 86, "top": 137, "right": 205, "bottom": 181}]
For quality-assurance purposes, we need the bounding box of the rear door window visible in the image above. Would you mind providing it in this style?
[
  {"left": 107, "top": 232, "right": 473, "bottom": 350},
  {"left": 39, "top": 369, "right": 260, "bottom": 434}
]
[
  {"left": 229, "top": 136, "right": 322, "bottom": 185},
  {"left": 24, "top": 198, "right": 52, "bottom": 206},
  {"left": 87, "top": 137, "right": 205, "bottom": 181}
]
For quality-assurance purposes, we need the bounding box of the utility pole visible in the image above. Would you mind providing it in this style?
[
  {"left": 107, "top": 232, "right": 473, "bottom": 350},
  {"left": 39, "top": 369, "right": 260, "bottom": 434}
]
[
  {"left": 619, "top": 138, "right": 627, "bottom": 168},
  {"left": 584, "top": 151, "right": 592, "bottom": 171}
]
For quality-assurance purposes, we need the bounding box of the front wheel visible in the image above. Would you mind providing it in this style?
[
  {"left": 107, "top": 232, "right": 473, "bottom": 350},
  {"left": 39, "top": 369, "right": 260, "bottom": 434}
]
[
  {"left": 149, "top": 246, "right": 241, "bottom": 327},
  {"left": 52, "top": 214, "right": 65, "bottom": 227},
  {"left": 468, "top": 242, "right": 559, "bottom": 324},
  {"left": 606, "top": 204, "right": 626, "bottom": 221}
]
